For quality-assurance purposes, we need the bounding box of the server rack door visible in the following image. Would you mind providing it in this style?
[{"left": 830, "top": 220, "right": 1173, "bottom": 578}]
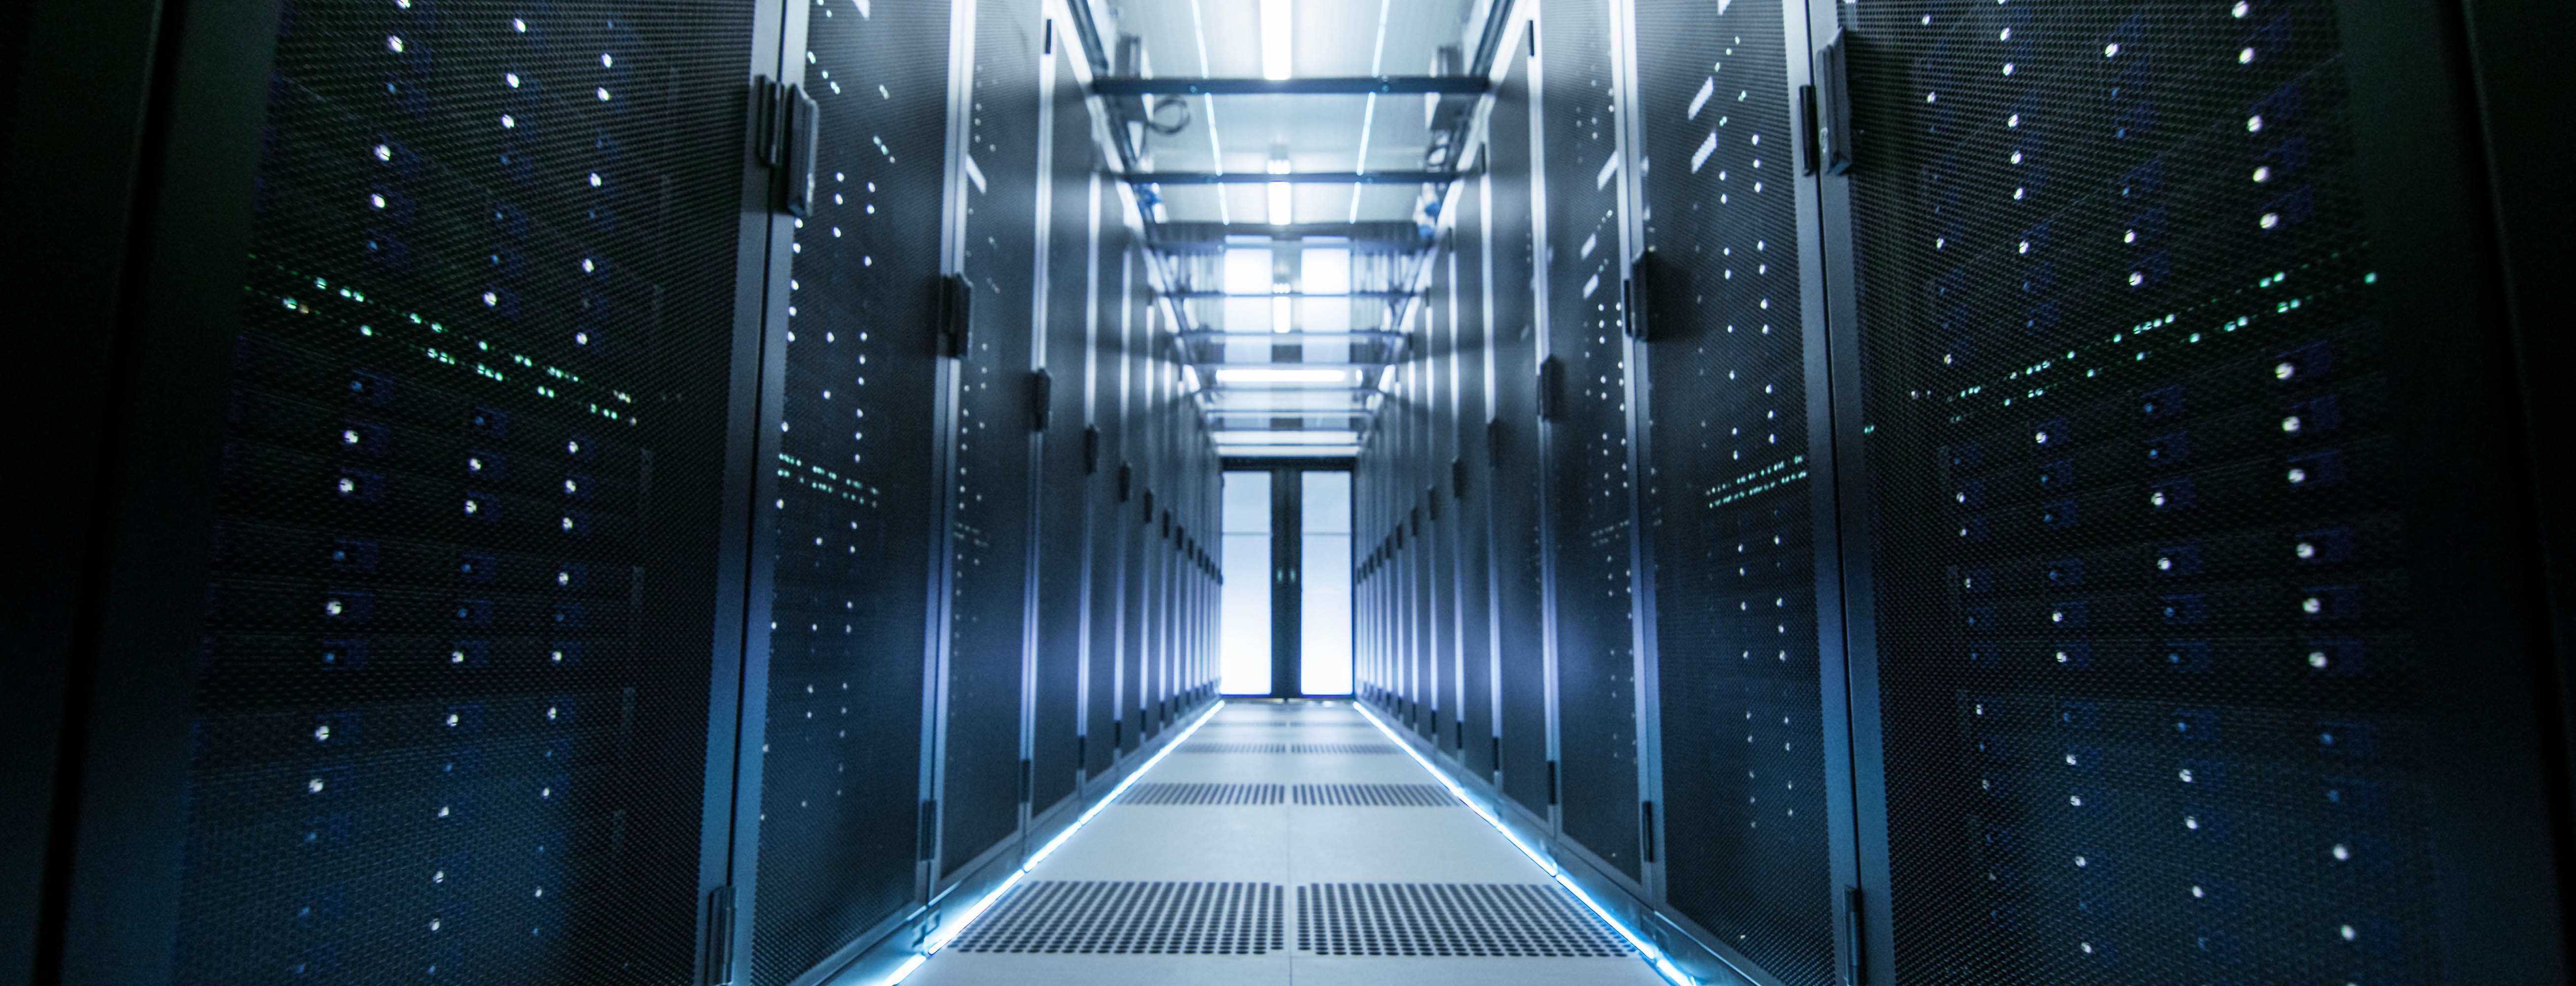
[
  {"left": 1407, "top": 359, "right": 1432, "bottom": 736},
  {"left": 1165, "top": 366, "right": 1184, "bottom": 719},
  {"left": 1438, "top": 239, "right": 1471, "bottom": 757},
  {"left": 1407, "top": 404, "right": 1428, "bottom": 731},
  {"left": 1026, "top": 28, "right": 1095, "bottom": 819},
  {"left": 1454, "top": 185, "right": 1500, "bottom": 779},
  {"left": 1488, "top": 25, "right": 1555, "bottom": 822},
  {"left": 1081, "top": 202, "right": 1129, "bottom": 778},
  {"left": 50, "top": 0, "right": 782, "bottom": 979},
  {"left": 1535, "top": 0, "right": 1644, "bottom": 880},
  {"left": 1361, "top": 465, "right": 1378, "bottom": 705},
  {"left": 1137, "top": 391, "right": 1163, "bottom": 739},
  {"left": 0, "top": 0, "right": 181, "bottom": 967},
  {"left": 1118, "top": 292, "right": 1148, "bottom": 754},
  {"left": 1630, "top": 0, "right": 1839, "bottom": 981},
  {"left": 937, "top": 0, "right": 1043, "bottom": 884},
  {"left": 1427, "top": 257, "right": 1459, "bottom": 752},
  {"left": 1825, "top": 0, "right": 2573, "bottom": 981},
  {"left": 744, "top": 0, "right": 951, "bottom": 979}
]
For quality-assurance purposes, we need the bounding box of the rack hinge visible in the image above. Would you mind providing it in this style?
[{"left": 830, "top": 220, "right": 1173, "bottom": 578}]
[
  {"left": 936, "top": 274, "right": 972, "bottom": 358},
  {"left": 1622, "top": 253, "right": 1655, "bottom": 341},
  {"left": 1845, "top": 885, "right": 1867, "bottom": 985},
  {"left": 704, "top": 885, "right": 737, "bottom": 986},
  {"left": 753, "top": 77, "right": 818, "bottom": 216},
  {"left": 1641, "top": 800, "right": 1658, "bottom": 863},
  {"left": 1537, "top": 356, "right": 1565, "bottom": 421},
  {"left": 1029, "top": 369, "right": 1054, "bottom": 431},
  {"left": 917, "top": 800, "right": 939, "bottom": 861},
  {"left": 1814, "top": 33, "right": 1855, "bottom": 175}
]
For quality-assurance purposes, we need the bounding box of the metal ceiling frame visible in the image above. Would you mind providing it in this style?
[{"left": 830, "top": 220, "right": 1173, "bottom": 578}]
[{"left": 1060, "top": 0, "right": 1519, "bottom": 454}]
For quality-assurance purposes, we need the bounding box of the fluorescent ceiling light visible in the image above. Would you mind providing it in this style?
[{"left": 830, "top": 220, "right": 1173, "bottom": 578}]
[
  {"left": 1215, "top": 367, "right": 1354, "bottom": 384},
  {"left": 1267, "top": 180, "right": 1292, "bottom": 226},
  {"left": 1261, "top": 0, "right": 1293, "bottom": 80}
]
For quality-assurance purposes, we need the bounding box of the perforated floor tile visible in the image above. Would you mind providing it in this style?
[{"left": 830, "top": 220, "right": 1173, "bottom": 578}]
[
  {"left": 1293, "top": 783, "right": 1456, "bottom": 807},
  {"left": 1120, "top": 783, "right": 1287, "bottom": 806},
  {"left": 1296, "top": 883, "right": 1633, "bottom": 957},
  {"left": 951, "top": 881, "right": 1283, "bottom": 954}
]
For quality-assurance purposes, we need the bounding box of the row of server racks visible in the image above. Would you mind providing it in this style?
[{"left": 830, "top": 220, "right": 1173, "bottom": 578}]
[
  {"left": 0, "top": 0, "right": 1227, "bottom": 983},
  {"left": 1357, "top": 0, "right": 2575, "bottom": 984}
]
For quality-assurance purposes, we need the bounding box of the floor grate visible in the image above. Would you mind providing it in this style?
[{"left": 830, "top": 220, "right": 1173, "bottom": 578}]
[
  {"left": 1290, "top": 743, "right": 1401, "bottom": 755},
  {"left": 1296, "top": 883, "right": 1634, "bottom": 957},
  {"left": 1293, "top": 783, "right": 1456, "bottom": 807},
  {"left": 1180, "top": 742, "right": 1291, "bottom": 754},
  {"left": 952, "top": 881, "right": 1283, "bottom": 954},
  {"left": 1119, "top": 783, "right": 1286, "bottom": 806}
]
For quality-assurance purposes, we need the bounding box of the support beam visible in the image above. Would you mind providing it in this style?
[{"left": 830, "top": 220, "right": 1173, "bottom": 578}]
[
  {"left": 1092, "top": 76, "right": 1489, "bottom": 96},
  {"left": 1124, "top": 171, "right": 1458, "bottom": 185}
]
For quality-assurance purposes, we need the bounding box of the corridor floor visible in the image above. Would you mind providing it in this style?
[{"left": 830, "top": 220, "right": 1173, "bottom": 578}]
[{"left": 903, "top": 700, "right": 1668, "bottom": 986}]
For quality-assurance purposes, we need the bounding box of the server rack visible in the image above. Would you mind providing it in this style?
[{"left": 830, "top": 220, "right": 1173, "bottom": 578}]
[
  {"left": 1534, "top": 0, "right": 1647, "bottom": 883},
  {"left": 740, "top": 0, "right": 954, "bottom": 980},
  {"left": 27, "top": 0, "right": 790, "bottom": 981},
  {"left": 1818, "top": 0, "right": 2573, "bottom": 981},
  {"left": 1026, "top": 14, "right": 1096, "bottom": 829},
  {"left": 1628, "top": 0, "right": 1851, "bottom": 981},
  {"left": 11, "top": 0, "right": 1228, "bottom": 981},
  {"left": 1455, "top": 166, "right": 1503, "bottom": 780},
  {"left": 1081, "top": 226, "right": 1130, "bottom": 778},
  {"left": 1450, "top": 197, "right": 1500, "bottom": 776},
  {"left": 1357, "top": 0, "right": 2573, "bottom": 982},
  {"left": 1486, "top": 19, "right": 1557, "bottom": 824}
]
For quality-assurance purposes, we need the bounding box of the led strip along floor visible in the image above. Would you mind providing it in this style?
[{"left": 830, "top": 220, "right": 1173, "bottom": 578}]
[
  {"left": 1349, "top": 702, "right": 1698, "bottom": 986},
  {"left": 879, "top": 700, "right": 1229, "bottom": 984}
]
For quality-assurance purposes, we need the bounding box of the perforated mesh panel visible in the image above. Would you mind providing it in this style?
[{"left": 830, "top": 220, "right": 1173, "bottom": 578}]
[
  {"left": 1843, "top": 0, "right": 2450, "bottom": 981},
  {"left": 940, "top": 0, "right": 1043, "bottom": 879},
  {"left": 1293, "top": 784, "right": 1455, "bottom": 808},
  {"left": 1295, "top": 883, "right": 1632, "bottom": 957},
  {"left": 952, "top": 881, "right": 1282, "bottom": 954},
  {"left": 1487, "top": 32, "right": 1553, "bottom": 821},
  {"left": 749, "top": 0, "right": 949, "bottom": 980},
  {"left": 1450, "top": 186, "right": 1498, "bottom": 779},
  {"left": 1538, "top": 0, "right": 1639, "bottom": 878},
  {"left": 1083, "top": 237, "right": 1131, "bottom": 778},
  {"left": 1117, "top": 273, "right": 1149, "bottom": 755},
  {"left": 1411, "top": 285, "right": 1446, "bottom": 744},
  {"left": 1181, "top": 742, "right": 1290, "bottom": 754},
  {"left": 1631, "top": 2, "right": 1835, "bottom": 983},
  {"left": 1119, "top": 783, "right": 1284, "bottom": 806},
  {"left": 179, "top": 0, "right": 754, "bottom": 979},
  {"left": 1028, "top": 36, "right": 1096, "bottom": 819},
  {"left": 1292, "top": 743, "right": 1401, "bottom": 755}
]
